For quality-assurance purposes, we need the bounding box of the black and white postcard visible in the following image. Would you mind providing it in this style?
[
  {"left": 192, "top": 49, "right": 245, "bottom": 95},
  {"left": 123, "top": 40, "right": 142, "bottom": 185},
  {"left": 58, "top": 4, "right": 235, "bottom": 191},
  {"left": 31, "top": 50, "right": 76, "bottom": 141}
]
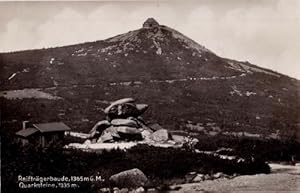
[{"left": 0, "top": 1, "right": 299, "bottom": 192}]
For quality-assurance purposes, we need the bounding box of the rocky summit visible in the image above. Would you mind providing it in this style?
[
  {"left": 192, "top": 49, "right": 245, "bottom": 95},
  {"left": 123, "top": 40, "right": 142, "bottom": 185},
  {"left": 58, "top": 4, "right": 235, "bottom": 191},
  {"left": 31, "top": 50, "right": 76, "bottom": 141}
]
[{"left": 0, "top": 18, "right": 299, "bottom": 141}]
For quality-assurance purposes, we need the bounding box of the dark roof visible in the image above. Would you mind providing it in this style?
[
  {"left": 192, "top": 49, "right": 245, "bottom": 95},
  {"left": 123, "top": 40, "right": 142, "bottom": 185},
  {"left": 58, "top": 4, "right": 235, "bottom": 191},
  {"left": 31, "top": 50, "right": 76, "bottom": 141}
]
[
  {"left": 15, "top": 127, "right": 38, "bottom": 138},
  {"left": 33, "top": 122, "right": 71, "bottom": 133}
]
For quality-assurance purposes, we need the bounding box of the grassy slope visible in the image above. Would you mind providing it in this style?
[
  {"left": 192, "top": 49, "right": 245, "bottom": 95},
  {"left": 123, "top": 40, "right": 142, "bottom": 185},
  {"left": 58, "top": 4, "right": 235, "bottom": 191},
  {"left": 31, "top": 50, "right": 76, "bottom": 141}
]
[{"left": 0, "top": 26, "right": 299, "bottom": 140}]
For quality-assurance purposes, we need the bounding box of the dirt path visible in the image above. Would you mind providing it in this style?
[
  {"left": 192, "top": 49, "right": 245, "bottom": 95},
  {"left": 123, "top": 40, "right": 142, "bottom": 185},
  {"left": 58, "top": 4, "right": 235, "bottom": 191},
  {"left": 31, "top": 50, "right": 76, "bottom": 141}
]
[{"left": 169, "top": 163, "right": 300, "bottom": 193}]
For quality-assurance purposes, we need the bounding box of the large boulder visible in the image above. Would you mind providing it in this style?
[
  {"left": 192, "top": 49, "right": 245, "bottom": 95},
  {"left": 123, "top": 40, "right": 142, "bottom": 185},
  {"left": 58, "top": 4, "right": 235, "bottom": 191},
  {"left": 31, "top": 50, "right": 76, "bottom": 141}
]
[
  {"left": 104, "top": 98, "right": 135, "bottom": 114},
  {"left": 105, "top": 100, "right": 149, "bottom": 120},
  {"left": 117, "top": 126, "right": 140, "bottom": 134},
  {"left": 106, "top": 103, "right": 141, "bottom": 120},
  {"left": 135, "top": 104, "right": 149, "bottom": 115},
  {"left": 109, "top": 168, "right": 149, "bottom": 188},
  {"left": 172, "top": 135, "right": 188, "bottom": 144},
  {"left": 97, "top": 126, "right": 120, "bottom": 143},
  {"left": 149, "top": 129, "right": 169, "bottom": 142},
  {"left": 129, "top": 117, "right": 149, "bottom": 130},
  {"left": 141, "top": 129, "right": 153, "bottom": 140},
  {"left": 111, "top": 119, "right": 139, "bottom": 128},
  {"left": 97, "top": 132, "right": 114, "bottom": 143},
  {"left": 98, "top": 126, "right": 143, "bottom": 142},
  {"left": 89, "top": 120, "right": 111, "bottom": 136},
  {"left": 117, "top": 126, "right": 143, "bottom": 141}
]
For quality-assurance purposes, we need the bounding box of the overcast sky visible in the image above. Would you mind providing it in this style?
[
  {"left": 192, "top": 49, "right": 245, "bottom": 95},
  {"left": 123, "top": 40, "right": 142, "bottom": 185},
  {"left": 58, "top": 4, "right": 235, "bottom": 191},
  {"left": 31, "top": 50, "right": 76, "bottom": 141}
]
[{"left": 0, "top": 0, "right": 299, "bottom": 79}]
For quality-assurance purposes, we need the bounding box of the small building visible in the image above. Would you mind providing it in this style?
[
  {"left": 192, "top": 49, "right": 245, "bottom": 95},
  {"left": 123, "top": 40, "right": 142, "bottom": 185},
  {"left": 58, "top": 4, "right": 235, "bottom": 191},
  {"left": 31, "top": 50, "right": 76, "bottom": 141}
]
[
  {"left": 15, "top": 121, "right": 71, "bottom": 147},
  {"left": 143, "top": 18, "right": 159, "bottom": 28}
]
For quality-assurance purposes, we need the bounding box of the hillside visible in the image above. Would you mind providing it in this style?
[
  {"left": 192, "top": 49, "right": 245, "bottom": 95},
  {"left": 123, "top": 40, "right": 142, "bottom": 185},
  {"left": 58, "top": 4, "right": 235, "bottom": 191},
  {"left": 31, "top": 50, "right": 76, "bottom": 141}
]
[{"left": 0, "top": 18, "right": 299, "bottom": 140}]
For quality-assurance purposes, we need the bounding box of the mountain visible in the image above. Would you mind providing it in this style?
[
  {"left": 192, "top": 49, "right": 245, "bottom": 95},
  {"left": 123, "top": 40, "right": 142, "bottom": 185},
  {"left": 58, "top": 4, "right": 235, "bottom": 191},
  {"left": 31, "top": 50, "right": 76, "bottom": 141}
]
[{"left": 1, "top": 18, "right": 299, "bottom": 140}]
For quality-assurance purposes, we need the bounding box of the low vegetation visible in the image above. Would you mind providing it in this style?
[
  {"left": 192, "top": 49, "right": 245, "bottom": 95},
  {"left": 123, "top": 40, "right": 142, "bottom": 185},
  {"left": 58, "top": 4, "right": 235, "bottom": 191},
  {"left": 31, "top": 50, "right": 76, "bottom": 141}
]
[
  {"left": 2, "top": 132, "right": 275, "bottom": 193},
  {"left": 194, "top": 135, "right": 300, "bottom": 162}
]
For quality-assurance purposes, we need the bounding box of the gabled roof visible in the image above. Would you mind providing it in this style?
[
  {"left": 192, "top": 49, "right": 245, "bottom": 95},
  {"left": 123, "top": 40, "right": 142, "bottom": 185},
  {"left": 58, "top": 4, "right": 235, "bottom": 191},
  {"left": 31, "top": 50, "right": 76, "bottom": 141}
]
[
  {"left": 33, "top": 122, "right": 71, "bottom": 133},
  {"left": 15, "top": 127, "right": 38, "bottom": 138}
]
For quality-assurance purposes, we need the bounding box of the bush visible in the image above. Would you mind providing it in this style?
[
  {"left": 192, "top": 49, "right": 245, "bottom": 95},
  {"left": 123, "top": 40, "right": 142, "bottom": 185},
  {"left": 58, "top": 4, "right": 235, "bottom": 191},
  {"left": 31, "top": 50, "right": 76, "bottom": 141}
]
[{"left": 194, "top": 135, "right": 300, "bottom": 162}]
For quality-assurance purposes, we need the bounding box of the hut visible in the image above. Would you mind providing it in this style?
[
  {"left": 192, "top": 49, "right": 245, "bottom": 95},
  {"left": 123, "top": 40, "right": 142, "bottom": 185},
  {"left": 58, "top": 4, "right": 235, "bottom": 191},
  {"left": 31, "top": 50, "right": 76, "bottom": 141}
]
[
  {"left": 143, "top": 18, "right": 159, "bottom": 28},
  {"left": 15, "top": 121, "right": 71, "bottom": 147}
]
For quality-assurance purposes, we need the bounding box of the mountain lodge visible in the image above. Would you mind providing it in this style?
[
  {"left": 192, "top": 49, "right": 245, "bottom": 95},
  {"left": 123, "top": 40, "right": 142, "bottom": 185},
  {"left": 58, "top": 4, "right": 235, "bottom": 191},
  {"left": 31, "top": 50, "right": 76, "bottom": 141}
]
[{"left": 15, "top": 121, "right": 71, "bottom": 147}]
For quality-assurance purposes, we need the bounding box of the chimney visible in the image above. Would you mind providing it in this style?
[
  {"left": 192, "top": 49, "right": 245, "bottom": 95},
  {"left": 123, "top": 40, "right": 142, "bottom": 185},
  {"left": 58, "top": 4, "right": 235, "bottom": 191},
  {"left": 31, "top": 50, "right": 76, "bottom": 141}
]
[{"left": 22, "top": 121, "right": 30, "bottom": 130}]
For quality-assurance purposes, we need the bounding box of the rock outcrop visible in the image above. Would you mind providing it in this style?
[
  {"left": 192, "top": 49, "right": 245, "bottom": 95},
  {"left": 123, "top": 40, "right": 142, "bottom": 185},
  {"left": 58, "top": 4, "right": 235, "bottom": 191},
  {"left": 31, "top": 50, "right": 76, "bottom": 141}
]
[
  {"left": 89, "top": 98, "right": 171, "bottom": 144},
  {"left": 143, "top": 18, "right": 159, "bottom": 28},
  {"left": 149, "top": 129, "right": 169, "bottom": 143},
  {"left": 67, "top": 98, "right": 198, "bottom": 150}
]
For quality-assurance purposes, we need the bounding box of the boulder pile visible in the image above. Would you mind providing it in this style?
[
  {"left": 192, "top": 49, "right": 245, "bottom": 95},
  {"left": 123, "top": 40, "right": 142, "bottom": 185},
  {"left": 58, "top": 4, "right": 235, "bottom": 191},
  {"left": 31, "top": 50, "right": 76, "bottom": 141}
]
[
  {"left": 88, "top": 98, "right": 176, "bottom": 144},
  {"left": 65, "top": 98, "right": 200, "bottom": 151}
]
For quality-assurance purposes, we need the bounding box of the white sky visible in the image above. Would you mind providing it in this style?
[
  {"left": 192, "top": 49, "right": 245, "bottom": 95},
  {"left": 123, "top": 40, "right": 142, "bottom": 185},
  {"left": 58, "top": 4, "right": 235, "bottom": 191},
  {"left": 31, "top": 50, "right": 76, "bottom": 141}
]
[{"left": 0, "top": 0, "right": 299, "bottom": 79}]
